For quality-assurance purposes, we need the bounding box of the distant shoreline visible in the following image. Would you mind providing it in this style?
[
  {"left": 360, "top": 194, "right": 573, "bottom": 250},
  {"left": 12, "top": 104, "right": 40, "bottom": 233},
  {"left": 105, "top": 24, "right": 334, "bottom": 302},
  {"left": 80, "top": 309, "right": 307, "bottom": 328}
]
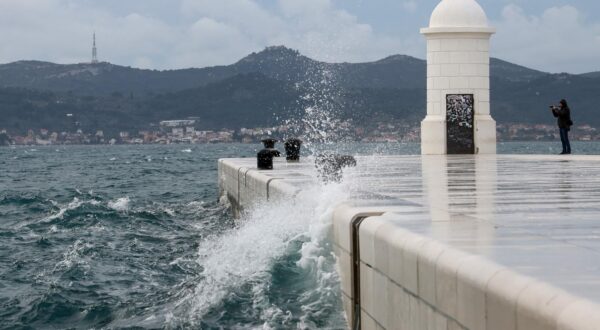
[{"left": 3, "top": 140, "right": 600, "bottom": 148}]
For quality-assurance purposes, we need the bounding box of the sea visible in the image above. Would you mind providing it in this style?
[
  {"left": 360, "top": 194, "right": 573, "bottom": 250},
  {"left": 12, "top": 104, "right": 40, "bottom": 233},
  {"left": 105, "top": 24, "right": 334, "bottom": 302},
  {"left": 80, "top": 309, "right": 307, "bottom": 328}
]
[{"left": 1, "top": 142, "right": 599, "bottom": 329}]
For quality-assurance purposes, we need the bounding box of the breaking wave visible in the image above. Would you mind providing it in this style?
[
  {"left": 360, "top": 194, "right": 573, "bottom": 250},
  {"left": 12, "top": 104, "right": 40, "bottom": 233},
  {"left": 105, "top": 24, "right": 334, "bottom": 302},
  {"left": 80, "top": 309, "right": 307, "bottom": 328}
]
[
  {"left": 0, "top": 144, "right": 358, "bottom": 329},
  {"left": 108, "top": 197, "right": 130, "bottom": 212},
  {"left": 172, "top": 183, "right": 349, "bottom": 328}
]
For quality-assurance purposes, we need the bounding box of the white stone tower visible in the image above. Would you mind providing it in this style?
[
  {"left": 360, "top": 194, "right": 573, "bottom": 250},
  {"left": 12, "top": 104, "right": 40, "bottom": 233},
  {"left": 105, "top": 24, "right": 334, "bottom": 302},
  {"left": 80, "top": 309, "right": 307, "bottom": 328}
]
[{"left": 420, "top": 0, "right": 496, "bottom": 154}]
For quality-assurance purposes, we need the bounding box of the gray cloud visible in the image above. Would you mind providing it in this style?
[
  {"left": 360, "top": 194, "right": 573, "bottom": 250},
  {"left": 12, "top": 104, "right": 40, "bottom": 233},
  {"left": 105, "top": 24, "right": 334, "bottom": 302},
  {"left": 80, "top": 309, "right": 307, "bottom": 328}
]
[
  {"left": 492, "top": 4, "right": 600, "bottom": 73},
  {"left": 0, "top": 0, "right": 413, "bottom": 69},
  {"left": 0, "top": 0, "right": 598, "bottom": 73}
]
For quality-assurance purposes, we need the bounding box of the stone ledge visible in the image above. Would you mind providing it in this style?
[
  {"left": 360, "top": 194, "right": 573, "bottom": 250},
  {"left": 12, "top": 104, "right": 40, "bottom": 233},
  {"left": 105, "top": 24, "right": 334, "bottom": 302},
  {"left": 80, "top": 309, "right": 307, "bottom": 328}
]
[
  {"left": 218, "top": 158, "right": 306, "bottom": 216},
  {"left": 345, "top": 212, "right": 600, "bottom": 330}
]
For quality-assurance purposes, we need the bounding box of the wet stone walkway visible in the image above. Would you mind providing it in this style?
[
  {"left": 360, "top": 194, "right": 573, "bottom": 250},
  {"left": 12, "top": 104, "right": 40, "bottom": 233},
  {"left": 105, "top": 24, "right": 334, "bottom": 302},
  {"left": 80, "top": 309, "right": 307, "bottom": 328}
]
[
  {"left": 229, "top": 154, "right": 600, "bottom": 304},
  {"left": 342, "top": 155, "right": 600, "bottom": 304}
]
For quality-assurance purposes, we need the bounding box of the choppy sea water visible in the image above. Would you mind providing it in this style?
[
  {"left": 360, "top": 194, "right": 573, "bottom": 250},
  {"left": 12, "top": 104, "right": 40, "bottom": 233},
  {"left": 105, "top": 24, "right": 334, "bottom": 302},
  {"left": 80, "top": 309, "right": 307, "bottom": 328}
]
[{"left": 1, "top": 142, "right": 599, "bottom": 329}]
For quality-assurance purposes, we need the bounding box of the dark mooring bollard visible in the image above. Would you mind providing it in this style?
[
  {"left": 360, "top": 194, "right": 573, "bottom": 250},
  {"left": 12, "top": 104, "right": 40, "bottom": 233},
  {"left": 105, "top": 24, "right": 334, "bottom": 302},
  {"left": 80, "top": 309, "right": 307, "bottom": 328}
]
[
  {"left": 257, "top": 149, "right": 275, "bottom": 170},
  {"left": 284, "top": 138, "right": 303, "bottom": 162},
  {"left": 315, "top": 153, "right": 357, "bottom": 183},
  {"left": 257, "top": 138, "right": 281, "bottom": 170},
  {"left": 261, "top": 138, "right": 277, "bottom": 149}
]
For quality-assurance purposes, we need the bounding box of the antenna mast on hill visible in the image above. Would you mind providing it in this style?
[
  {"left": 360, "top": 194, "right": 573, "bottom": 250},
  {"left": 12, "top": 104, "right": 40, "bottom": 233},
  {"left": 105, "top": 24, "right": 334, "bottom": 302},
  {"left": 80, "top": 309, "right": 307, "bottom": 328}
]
[{"left": 92, "top": 32, "right": 99, "bottom": 64}]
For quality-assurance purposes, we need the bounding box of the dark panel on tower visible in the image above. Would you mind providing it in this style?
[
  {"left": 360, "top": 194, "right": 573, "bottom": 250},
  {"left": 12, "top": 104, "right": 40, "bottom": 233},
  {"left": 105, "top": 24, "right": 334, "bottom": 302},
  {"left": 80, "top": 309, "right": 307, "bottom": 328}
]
[{"left": 446, "top": 94, "right": 475, "bottom": 154}]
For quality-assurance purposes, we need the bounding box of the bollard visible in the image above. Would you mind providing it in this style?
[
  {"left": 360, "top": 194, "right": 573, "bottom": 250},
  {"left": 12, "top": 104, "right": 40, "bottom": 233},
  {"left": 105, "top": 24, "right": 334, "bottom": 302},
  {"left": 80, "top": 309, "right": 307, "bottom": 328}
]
[
  {"left": 315, "top": 153, "right": 357, "bottom": 183},
  {"left": 257, "top": 138, "right": 281, "bottom": 170},
  {"left": 257, "top": 149, "right": 275, "bottom": 170},
  {"left": 261, "top": 138, "right": 277, "bottom": 150},
  {"left": 284, "top": 138, "right": 302, "bottom": 162},
  {"left": 261, "top": 138, "right": 281, "bottom": 157}
]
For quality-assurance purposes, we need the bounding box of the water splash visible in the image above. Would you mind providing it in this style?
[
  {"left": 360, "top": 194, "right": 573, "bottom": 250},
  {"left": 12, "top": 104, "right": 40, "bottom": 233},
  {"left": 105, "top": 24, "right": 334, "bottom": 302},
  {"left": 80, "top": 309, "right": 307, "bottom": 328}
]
[
  {"left": 44, "top": 197, "right": 85, "bottom": 221},
  {"left": 108, "top": 197, "right": 130, "bottom": 212},
  {"left": 53, "top": 239, "right": 93, "bottom": 273},
  {"left": 176, "top": 183, "right": 349, "bottom": 328},
  {"left": 40, "top": 197, "right": 101, "bottom": 223},
  {"left": 280, "top": 61, "right": 354, "bottom": 156}
]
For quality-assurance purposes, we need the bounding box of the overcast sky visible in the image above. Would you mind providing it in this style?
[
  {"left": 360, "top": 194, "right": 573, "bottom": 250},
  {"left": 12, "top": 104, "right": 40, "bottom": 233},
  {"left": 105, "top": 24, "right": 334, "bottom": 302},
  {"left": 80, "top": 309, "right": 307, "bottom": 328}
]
[{"left": 0, "top": 0, "right": 598, "bottom": 73}]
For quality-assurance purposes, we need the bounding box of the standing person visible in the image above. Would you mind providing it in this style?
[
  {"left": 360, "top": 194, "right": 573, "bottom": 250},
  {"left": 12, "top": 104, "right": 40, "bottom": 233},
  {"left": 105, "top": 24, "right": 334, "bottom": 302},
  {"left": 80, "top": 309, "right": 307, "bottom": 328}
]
[{"left": 551, "top": 99, "right": 573, "bottom": 154}]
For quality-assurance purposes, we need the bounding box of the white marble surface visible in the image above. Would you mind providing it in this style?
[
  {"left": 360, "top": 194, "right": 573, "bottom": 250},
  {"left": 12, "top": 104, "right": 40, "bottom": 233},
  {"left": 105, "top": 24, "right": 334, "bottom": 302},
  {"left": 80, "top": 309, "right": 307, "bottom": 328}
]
[
  {"left": 219, "top": 154, "right": 600, "bottom": 329},
  {"left": 341, "top": 155, "right": 600, "bottom": 304},
  {"left": 429, "top": 0, "right": 489, "bottom": 29},
  {"left": 224, "top": 155, "right": 600, "bottom": 303}
]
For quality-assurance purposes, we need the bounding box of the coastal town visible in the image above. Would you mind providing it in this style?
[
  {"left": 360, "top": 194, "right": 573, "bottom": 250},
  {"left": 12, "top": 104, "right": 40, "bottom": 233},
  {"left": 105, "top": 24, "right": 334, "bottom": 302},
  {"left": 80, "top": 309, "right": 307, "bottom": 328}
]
[{"left": 1, "top": 119, "right": 599, "bottom": 146}]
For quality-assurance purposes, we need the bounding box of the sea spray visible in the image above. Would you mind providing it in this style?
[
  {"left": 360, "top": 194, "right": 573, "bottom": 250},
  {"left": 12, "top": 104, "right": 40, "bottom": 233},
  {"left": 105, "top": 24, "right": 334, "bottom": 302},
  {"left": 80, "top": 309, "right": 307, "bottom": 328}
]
[
  {"left": 281, "top": 60, "right": 354, "bottom": 156},
  {"left": 294, "top": 183, "right": 349, "bottom": 329},
  {"left": 53, "top": 239, "right": 93, "bottom": 273},
  {"left": 233, "top": 55, "right": 355, "bottom": 327},
  {"left": 178, "top": 181, "right": 349, "bottom": 328},
  {"left": 44, "top": 197, "right": 84, "bottom": 222},
  {"left": 108, "top": 197, "right": 130, "bottom": 212},
  {"left": 36, "top": 197, "right": 101, "bottom": 225}
]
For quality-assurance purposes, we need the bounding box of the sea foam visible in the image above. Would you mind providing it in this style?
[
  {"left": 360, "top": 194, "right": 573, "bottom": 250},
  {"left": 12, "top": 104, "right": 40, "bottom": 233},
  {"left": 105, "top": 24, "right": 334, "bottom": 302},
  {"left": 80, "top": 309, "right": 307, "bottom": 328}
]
[
  {"left": 178, "top": 180, "right": 348, "bottom": 327},
  {"left": 108, "top": 197, "right": 130, "bottom": 212}
]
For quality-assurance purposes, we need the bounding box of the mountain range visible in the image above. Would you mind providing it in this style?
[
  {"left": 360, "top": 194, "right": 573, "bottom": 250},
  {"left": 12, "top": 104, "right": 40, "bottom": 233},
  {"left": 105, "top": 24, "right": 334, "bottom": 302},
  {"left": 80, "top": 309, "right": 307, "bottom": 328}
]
[{"left": 0, "top": 46, "right": 598, "bottom": 135}]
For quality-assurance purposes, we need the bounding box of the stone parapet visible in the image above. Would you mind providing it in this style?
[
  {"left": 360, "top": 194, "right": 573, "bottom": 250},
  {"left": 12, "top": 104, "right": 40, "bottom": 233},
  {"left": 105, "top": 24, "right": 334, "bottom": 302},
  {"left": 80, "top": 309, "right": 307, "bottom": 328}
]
[{"left": 332, "top": 209, "right": 600, "bottom": 330}]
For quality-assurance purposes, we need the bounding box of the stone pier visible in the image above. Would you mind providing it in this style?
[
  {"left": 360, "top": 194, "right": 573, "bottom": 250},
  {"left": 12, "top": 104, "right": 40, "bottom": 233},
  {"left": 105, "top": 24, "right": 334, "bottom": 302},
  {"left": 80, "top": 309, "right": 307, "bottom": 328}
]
[{"left": 218, "top": 155, "right": 600, "bottom": 330}]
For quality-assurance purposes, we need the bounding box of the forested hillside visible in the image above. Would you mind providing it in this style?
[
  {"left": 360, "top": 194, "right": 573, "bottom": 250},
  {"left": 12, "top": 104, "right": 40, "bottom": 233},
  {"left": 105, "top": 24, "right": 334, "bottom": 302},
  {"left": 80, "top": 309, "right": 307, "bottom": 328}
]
[{"left": 0, "top": 46, "right": 598, "bottom": 135}]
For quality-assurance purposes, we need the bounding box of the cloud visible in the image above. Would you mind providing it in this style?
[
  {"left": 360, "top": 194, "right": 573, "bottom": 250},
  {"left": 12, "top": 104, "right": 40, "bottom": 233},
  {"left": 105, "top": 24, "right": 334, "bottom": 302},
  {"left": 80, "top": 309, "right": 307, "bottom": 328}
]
[
  {"left": 0, "top": 0, "right": 178, "bottom": 68},
  {"left": 1, "top": 0, "right": 600, "bottom": 73},
  {"left": 169, "top": 17, "right": 256, "bottom": 69},
  {"left": 177, "top": 0, "right": 413, "bottom": 65},
  {"left": 0, "top": 0, "right": 417, "bottom": 69},
  {"left": 181, "top": 0, "right": 283, "bottom": 40},
  {"left": 492, "top": 4, "right": 600, "bottom": 73},
  {"left": 273, "top": 0, "right": 413, "bottom": 63}
]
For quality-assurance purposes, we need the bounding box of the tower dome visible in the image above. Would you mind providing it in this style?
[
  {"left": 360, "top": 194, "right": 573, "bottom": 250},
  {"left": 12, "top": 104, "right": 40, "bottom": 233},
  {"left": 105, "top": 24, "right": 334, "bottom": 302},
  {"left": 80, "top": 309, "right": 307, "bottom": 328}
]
[{"left": 429, "top": 0, "right": 489, "bottom": 28}]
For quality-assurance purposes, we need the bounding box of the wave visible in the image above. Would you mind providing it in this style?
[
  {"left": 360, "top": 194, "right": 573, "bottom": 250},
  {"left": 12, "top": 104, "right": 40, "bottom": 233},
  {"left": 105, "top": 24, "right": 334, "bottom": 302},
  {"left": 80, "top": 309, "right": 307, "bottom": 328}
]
[
  {"left": 108, "top": 197, "right": 130, "bottom": 212},
  {"left": 173, "top": 182, "right": 349, "bottom": 328},
  {"left": 0, "top": 193, "right": 46, "bottom": 206},
  {"left": 43, "top": 197, "right": 87, "bottom": 222},
  {"left": 33, "top": 195, "right": 222, "bottom": 232},
  {"left": 53, "top": 239, "right": 93, "bottom": 273},
  {"left": 28, "top": 195, "right": 130, "bottom": 228}
]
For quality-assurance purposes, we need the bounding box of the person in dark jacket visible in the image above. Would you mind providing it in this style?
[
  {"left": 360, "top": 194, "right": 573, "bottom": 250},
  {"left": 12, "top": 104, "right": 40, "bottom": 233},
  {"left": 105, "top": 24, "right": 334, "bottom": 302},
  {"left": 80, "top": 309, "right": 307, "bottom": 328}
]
[{"left": 551, "top": 99, "right": 573, "bottom": 154}]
